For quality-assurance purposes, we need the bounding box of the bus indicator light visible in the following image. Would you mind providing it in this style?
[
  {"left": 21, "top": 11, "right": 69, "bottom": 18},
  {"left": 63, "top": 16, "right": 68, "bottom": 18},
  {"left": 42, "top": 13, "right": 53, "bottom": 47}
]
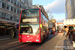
[
  {"left": 40, "top": 24, "right": 42, "bottom": 27},
  {"left": 36, "top": 40, "right": 39, "bottom": 41}
]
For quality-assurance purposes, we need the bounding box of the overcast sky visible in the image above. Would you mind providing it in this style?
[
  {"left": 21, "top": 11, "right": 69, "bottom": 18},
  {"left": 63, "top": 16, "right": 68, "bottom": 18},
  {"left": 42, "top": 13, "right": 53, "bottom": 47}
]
[
  {"left": 44, "top": 0, "right": 65, "bottom": 13},
  {"left": 33, "top": 0, "right": 65, "bottom": 21}
]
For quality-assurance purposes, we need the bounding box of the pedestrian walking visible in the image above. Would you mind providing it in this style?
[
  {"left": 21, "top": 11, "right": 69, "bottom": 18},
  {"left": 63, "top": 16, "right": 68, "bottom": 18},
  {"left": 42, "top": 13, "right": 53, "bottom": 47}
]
[
  {"left": 10, "top": 29, "right": 14, "bottom": 38},
  {"left": 64, "top": 30, "right": 67, "bottom": 36},
  {"left": 68, "top": 30, "right": 71, "bottom": 38},
  {"left": 72, "top": 31, "right": 75, "bottom": 48},
  {"left": 71, "top": 30, "right": 73, "bottom": 38},
  {"left": 9, "top": 27, "right": 16, "bottom": 38},
  {"left": 13, "top": 27, "right": 16, "bottom": 38}
]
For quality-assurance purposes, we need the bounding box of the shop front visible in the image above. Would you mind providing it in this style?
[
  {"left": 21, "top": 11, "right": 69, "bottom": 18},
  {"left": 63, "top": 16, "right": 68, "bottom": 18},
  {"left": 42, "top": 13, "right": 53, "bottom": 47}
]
[{"left": 0, "top": 21, "right": 16, "bottom": 36}]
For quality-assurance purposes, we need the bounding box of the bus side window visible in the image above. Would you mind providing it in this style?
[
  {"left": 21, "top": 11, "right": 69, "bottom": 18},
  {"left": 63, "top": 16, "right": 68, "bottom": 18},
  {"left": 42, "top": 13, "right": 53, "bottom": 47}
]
[
  {"left": 41, "top": 27, "right": 43, "bottom": 35},
  {"left": 42, "top": 26, "right": 45, "bottom": 32}
]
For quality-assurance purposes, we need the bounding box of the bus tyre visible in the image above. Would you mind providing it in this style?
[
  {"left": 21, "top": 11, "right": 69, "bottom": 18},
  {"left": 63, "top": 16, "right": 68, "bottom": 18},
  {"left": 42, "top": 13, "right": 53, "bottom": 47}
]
[
  {"left": 43, "top": 35, "right": 45, "bottom": 41},
  {"left": 41, "top": 35, "right": 43, "bottom": 42}
]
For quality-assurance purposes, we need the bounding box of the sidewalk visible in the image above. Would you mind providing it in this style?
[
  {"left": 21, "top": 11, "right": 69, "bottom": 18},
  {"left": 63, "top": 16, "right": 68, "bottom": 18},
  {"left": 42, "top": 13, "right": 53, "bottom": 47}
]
[
  {"left": 0, "top": 35, "right": 18, "bottom": 41},
  {"left": 54, "top": 33, "right": 75, "bottom": 50}
]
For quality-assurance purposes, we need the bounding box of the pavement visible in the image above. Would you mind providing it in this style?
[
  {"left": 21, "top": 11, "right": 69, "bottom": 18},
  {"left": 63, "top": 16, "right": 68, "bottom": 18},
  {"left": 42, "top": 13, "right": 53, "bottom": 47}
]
[
  {"left": 0, "top": 35, "right": 18, "bottom": 41},
  {"left": 0, "top": 32, "right": 75, "bottom": 50},
  {"left": 54, "top": 33, "right": 75, "bottom": 50}
]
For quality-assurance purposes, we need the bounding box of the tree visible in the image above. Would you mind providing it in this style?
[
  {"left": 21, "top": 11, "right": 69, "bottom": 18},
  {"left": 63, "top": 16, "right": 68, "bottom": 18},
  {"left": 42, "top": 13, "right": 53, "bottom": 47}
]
[{"left": 48, "top": 12, "right": 53, "bottom": 20}]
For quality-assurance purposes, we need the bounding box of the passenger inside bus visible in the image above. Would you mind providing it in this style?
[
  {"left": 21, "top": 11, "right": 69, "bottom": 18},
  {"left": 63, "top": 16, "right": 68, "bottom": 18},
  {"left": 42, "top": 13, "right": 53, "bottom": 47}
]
[
  {"left": 21, "top": 27, "right": 33, "bottom": 33},
  {"left": 25, "top": 28, "right": 30, "bottom": 33},
  {"left": 24, "top": 14, "right": 26, "bottom": 17}
]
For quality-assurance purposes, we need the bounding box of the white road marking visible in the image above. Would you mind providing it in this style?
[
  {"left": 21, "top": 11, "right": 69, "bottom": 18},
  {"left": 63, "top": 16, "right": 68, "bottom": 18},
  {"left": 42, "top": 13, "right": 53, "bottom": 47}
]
[
  {"left": 60, "top": 41, "right": 64, "bottom": 50},
  {"left": 53, "top": 40, "right": 60, "bottom": 50},
  {"left": 8, "top": 41, "right": 19, "bottom": 44}
]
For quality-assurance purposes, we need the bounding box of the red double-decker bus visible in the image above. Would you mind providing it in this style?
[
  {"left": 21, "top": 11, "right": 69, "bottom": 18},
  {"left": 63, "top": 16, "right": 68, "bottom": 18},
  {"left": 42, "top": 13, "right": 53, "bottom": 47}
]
[{"left": 18, "top": 8, "right": 49, "bottom": 43}]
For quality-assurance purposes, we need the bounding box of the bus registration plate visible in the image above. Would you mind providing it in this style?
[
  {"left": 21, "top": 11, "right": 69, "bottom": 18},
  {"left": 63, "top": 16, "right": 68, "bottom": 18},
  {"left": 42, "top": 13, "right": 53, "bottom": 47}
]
[{"left": 27, "top": 41, "right": 31, "bottom": 42}]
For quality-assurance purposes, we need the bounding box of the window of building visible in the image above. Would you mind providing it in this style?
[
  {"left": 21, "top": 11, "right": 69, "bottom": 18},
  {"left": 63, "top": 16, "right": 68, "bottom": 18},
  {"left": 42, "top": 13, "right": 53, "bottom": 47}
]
[
  {"left": 7, "top": 4, "right": 10, "bottom": 11},
  {"left": 28, "top": 3, "right": 31, "bottom": 7},
  {"left": 11, "top": 0, "right": 13, "bottom": 3},
  {"left": 20, "top": 3, "right": 21, "bottom": 8},
  {"left": 14, "top": 0, "right": 17, "bottom": 5},
  {"left": 10, "top": 16, "right": 12, "bottom": 20},
  {"left": 14, "top": 8, "right": 16, "bottom": 13},
  {"left": 11, "top": 6, "right": 13, "bottom": 12},
  {"left": 0, "top": 1, "right": 1, "bottom": 8},
  {"left": 16, "top": 17, "right": 19, "bottom": 22},
  {"left": 19, "top": 10, "right": 21, "bottom": 14},
  {"left": 16, "top": 2, "right": 19, "bottom": 6},
  {"left": 24, "top": 6, "right": 25, "bottom": 9},
  {"left": 17, "top": 2, "right": 19, "bottom": 6},
  {"left": 2, "top": 13, "right": 6, "bottom": 19},
  {"left": 14, "top": 16, "right": 16, "bottom": 21},
  {"left": 17, "top": 9, "right": 19, "bottom": 14},
  {"left": 0, "top": 12, "right": 2, "bottom": 19},
  {"left": 2, "top": 2, "right": 6, "bottom": 9},
  {"left": 6, "top": 14, "right": 10, "bottom": 20},
  {"left": 25, "top": 0, "right": 28, "bottom": 4},
  {"left": 29, "top": 3, "right": 32, "bottom": 7},
  {"left": 7, "top": 0, "right": 10, "bottom": 2},
  {"left": 25, "top": 6, "right": 27, "bottom": 9},
  {"left": 21, "top": 0, "right": 24, "bottom": 3},
  {"left": 22, "top": 4, "right": 24, "bottom": 9},
  {"left": 14, "top": 1, "right": 16, "bottom": 5},
  {"left": 20, "top": 3, "right": 23, "bottom": 8},
  {"left": 12, "top": 16, "right": 14, "bottom": 21},
  {"left": 10, "top": 16, "right": 14, "bottom": 21}
]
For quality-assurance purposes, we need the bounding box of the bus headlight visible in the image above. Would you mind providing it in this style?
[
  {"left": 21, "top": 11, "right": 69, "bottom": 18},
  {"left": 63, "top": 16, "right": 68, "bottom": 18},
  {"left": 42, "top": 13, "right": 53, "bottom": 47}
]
[{"left": 20, "top": 36, "right": 22, "bottom": 39}]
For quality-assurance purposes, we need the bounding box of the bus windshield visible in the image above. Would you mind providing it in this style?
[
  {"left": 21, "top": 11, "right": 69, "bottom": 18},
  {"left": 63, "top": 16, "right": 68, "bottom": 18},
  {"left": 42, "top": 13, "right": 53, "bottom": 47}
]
[
  {"left": 21, "top": 9, "right": 39, "bottom": 17},
  {"left": 20, "top": 24, "right": 39, "bottom": 35}
]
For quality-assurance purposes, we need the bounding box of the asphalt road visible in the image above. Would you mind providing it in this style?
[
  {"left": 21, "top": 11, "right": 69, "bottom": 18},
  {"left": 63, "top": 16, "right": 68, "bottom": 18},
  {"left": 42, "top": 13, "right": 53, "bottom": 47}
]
[{"left": 0, "top": 33, "right": 74, "bottom": 50}]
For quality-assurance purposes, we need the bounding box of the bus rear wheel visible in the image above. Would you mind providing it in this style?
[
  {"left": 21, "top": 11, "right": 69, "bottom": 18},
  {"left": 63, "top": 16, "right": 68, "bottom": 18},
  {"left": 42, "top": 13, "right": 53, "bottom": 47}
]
[
  {"left": 43, "top": 35, "right": 45, "bottom": 41},
  {"left": 41, "top": 35, "right": 43, "bottom": 42}
]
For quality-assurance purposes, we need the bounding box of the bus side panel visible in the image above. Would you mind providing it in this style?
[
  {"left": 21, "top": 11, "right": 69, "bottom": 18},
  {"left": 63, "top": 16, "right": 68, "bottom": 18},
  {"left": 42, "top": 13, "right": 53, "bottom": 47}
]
[
  {"left": 39, "top": 8, "right": 46, "bottom": 42},
  {"left": 18, "top": 10, "right": 24, "bottom": 42},
  {"left": 39, "top": 8, "right": 42, "bottom": 43},
  {"left": 40, "top": 9, "right": 49, "bottom": 42}
]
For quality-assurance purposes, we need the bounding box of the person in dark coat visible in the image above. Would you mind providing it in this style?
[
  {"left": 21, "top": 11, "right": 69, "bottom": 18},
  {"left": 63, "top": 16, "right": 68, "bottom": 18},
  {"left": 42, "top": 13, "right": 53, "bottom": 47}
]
[
  {"left": 72, "top": 31, "right": 75, "bottom": 48},
  {"left": 68, "top": 30, "right": 71, "bottom": 38},
  {"left": 13, "top": 27, "right": 16, "bottom": 38},
  {"left": 9, "top": 28, "right": 14, "bottom": 38},
  {"left": 71, "top": 30, "right": 73, "bottom": 36},
  {"left": 9, "top": 27, "right": 16, "bottom": 38},
  {"left": 64, "top": 30, "right": 67, "bottom": 36}
]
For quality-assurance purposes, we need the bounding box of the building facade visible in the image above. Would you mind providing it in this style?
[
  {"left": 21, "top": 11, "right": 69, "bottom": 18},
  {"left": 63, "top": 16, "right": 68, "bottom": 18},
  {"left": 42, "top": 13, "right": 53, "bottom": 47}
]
[
  {"left": 65, "top": 0, "right": 75, "bottom": 19},
  {"left": 0, "top": 0, "right": 32, "bottom": 36},
  {"left": 0, "top": 0, "right": 32, "bottom": 24}
]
